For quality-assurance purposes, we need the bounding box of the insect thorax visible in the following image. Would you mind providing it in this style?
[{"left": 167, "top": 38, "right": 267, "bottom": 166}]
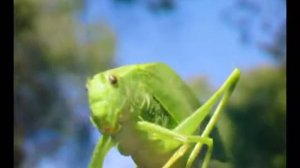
[{"left": 138, "top": 94, "right": 177, "bottom": 129}]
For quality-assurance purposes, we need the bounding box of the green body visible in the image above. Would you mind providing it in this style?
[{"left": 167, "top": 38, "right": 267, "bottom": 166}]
[{"left": 86, "top": 63, "right": 240, "bottom": 168}]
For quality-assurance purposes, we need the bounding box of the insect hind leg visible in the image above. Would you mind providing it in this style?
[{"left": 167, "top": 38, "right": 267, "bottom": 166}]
[
  {"left": 136, "top": 121, "right": 213, "bottom": 168},
  {"left": 160, "top": 135, "right": 213, "bottom": 168},
  {"left": 185, "top": 139, "right": 213, "bottom": 168}
]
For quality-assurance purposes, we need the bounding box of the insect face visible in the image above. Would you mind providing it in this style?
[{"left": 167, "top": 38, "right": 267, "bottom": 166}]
[{"left": 87, "top": 73, "right": 127, "bottom": 135}]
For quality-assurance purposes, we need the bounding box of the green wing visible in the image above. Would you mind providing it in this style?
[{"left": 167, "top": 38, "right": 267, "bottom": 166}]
[
  {"left": 139, "top": 63, "right": 201, "bottom": 123},
  {"left": 89, "top": 135, "right": 115, "bottom": 168}
]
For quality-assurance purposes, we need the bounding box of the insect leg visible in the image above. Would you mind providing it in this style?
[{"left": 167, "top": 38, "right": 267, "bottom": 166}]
[
  {"left": 201, "top": 143, "right": 213, "bottom": 168},
  {"left": 136, "top": 121, "right": 212, "bottom": 144},
  {"left": 173, "top": 68, "right": 240, "bottom": 135},
  {"left": 163, "top": 135, "right": 213, "bottom": 168},
  {"left": 162, "top": 144, "right": 190, "bottom": 168},
  {"left": 89, "top": 135, "right": 115, "bottom": 168},
  {"left": 186, "top": 83, "right": 234, "bottom": 168},
  {"left": 136, "top": 121, "right": 213, "bottom": 168},
  {"left": 185, "top": 141, "right": 213, "bottom": 168}
]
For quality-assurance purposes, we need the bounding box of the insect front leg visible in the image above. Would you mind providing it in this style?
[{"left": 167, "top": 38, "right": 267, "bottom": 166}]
[{"left": 89, "top": 135, "right": 115, "bottom": 168}]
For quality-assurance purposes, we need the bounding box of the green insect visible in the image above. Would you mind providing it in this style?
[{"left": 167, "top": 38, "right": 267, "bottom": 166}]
[{"left": 86, "top": 62, "right": 240, "bottom": 168}]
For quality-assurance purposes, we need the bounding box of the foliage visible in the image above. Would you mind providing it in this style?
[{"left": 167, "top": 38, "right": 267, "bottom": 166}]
[
  {"left": 14, "top": 0, "right": 115, "bottom": 167},
  {"left": 220, "top": 65, "right": 286, "bottom": 168}
]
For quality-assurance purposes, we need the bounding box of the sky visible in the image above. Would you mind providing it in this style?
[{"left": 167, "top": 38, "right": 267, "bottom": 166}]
[{"left": 82, "top": 0, "right": 282, "bottom": 88}]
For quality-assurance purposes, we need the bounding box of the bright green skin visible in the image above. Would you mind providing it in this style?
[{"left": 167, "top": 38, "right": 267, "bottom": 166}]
[{"left": 86, "top": 63, "right": 240, "bottom": 168}]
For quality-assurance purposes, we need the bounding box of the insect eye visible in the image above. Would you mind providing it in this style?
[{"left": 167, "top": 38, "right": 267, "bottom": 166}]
[{"left": 108, "top": 75, "right": 118, "bottom": 85}]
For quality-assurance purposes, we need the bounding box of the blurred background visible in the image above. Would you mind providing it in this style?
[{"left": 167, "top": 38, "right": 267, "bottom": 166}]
[{"left": 14, "top": 0, "right": 286, "bottom": 168}]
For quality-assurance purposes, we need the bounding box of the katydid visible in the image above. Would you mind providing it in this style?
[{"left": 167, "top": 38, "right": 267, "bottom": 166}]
[{"left": 86, "top": 62, "right": 240, "bottom": 168}]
